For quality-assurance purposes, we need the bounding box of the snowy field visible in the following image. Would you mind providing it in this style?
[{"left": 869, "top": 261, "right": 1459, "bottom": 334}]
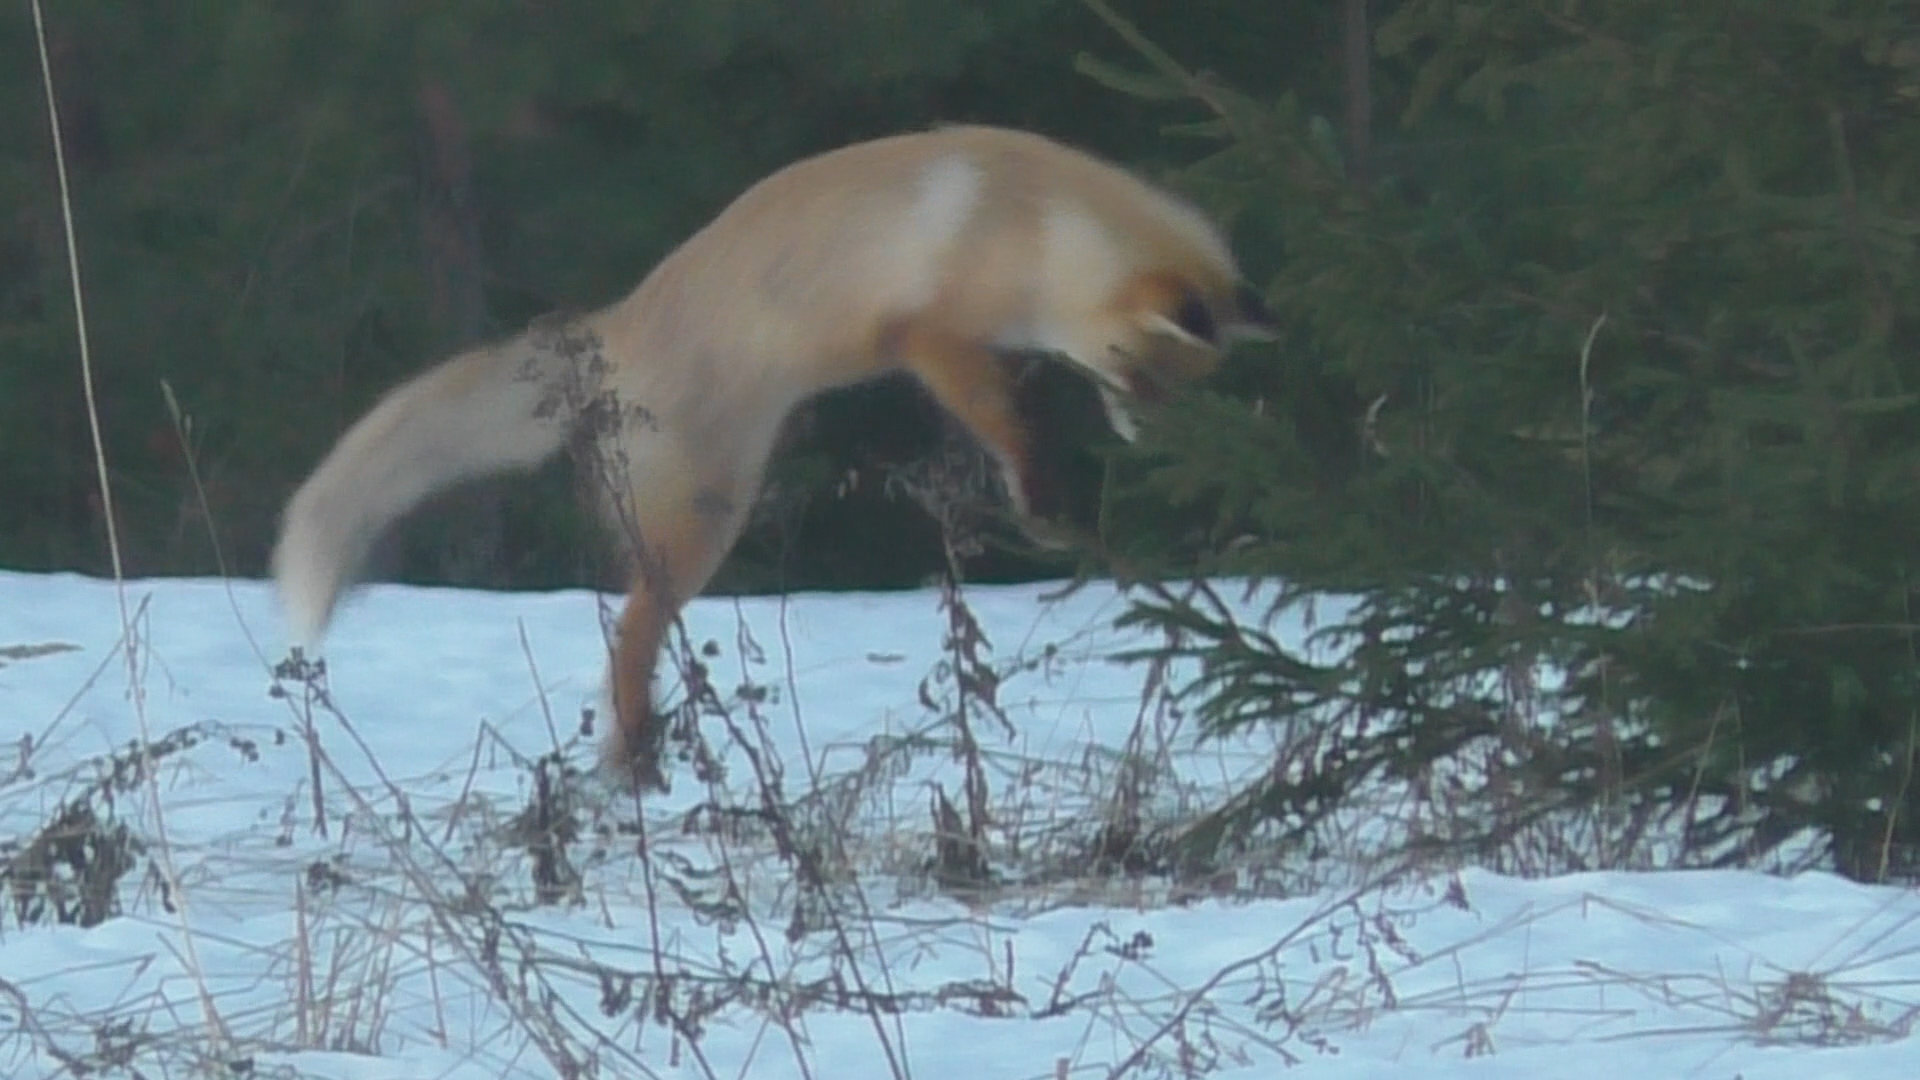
[{"left": 0, "top": 568, "right": 1916, "bottom": 1079}]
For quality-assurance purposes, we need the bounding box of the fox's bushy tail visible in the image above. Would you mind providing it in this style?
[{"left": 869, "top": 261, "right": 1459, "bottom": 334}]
[{"left": 273, "top": 331, "right": 583, "bottom": 645}]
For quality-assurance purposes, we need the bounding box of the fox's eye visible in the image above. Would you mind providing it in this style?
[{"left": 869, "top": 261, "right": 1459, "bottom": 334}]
[{"left": 1171, "top": 294, "right": 1217, "bottom": 343}]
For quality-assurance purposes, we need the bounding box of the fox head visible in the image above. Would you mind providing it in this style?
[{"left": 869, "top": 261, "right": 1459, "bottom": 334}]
[
  {"left": 1065, "top": 268, "right": 1278, "bottom": 441},
  {"left": 1009, "top": 193, "right": 1278, "bottom": 440}
]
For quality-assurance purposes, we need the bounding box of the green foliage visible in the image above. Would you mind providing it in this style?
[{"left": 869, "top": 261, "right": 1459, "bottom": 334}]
[{"left": 1091, "top": 0, "right": 1920, "bottom": 881}]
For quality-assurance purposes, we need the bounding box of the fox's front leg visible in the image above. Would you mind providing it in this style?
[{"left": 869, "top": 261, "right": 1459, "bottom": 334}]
[{"left": 888, "top": 320, "right": 1074, "bottom": 535}]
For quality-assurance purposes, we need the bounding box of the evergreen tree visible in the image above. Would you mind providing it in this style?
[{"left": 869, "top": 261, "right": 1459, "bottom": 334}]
[{"left": 1085, "top": 0, "right": 1920, "bottom": 882}]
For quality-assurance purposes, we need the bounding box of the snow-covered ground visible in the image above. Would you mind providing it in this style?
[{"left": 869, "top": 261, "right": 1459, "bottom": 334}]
[{"left": 0, "top": 569, "right": 1915, "bottom": 1079}]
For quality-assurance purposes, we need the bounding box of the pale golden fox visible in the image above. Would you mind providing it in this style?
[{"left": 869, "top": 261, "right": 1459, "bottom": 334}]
[{"left": 273, "top": 124, "right": 1274, "bottom": 787}]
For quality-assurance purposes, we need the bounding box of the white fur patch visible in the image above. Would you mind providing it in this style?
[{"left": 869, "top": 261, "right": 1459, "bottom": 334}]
[
  {"left": 1142, "top": 311, "right": 1209, "bottom": 348},
  {"left": 1019, "top": 202, "right": 1131, "bottom": 381},
  {"left": 913, "top": 155, "right": 984, "bottom": 241},
  {"left": 1038, "top": 202, "right": 1123, "bottom": 312},
  {"left": 878, "top": 155, "right": 983, "bottom": 310},
  {"left": 1098, "top": 385, "right": 1142, "bottom": 443}
]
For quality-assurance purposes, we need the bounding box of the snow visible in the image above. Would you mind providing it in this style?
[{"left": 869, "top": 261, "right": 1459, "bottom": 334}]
[{"left": 0, "top": 568, "right": 1915, "bottom": 1079}]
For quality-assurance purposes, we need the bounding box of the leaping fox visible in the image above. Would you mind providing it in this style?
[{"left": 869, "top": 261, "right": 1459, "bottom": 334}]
[{"left": 272, "top": 124, "right": 1275, "bottom": 788}]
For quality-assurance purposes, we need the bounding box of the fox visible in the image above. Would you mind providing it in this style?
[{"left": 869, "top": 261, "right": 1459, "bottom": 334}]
[{"left": 272, "top": 124, "right": 1276, "bottom": 789}]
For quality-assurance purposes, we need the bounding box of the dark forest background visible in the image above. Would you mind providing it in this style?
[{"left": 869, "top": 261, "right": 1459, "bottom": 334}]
[
  {"left": 9, "top": 0, "right": 1920, "bottom": 883},
  {"left": 0, "top": 0, "right": 1321, "bottom": 594}
]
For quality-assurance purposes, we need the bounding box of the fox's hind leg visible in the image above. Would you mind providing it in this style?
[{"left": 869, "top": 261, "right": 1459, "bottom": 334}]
[{"left": 596, "top": 444, "right": 749, "bottom": 790}]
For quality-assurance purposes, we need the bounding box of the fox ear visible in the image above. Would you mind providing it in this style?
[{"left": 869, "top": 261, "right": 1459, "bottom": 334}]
[{"left": 1230, "top": 281, "right": 1280, "bottom": 342}]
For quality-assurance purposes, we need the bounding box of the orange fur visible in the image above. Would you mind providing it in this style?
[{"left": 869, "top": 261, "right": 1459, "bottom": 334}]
[{"left": 272, "top": 125, "right": 1276, "bottom": 790}]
